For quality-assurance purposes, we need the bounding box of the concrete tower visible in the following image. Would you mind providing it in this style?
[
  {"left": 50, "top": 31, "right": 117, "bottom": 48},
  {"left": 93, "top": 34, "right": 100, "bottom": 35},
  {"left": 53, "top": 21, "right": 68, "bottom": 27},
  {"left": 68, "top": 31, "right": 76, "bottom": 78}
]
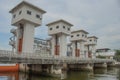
[
  {"left": 70, "top": 30, "right": 89, "bottom": 58},
  {"left": 9, "top": 1, "right": 46, "bottom": 53},
  {"left": 85, "top": 36, "right": 98, "bottom": 58},
  {"left": 46, "top": 19, "right": 73, "bottom": 57}
]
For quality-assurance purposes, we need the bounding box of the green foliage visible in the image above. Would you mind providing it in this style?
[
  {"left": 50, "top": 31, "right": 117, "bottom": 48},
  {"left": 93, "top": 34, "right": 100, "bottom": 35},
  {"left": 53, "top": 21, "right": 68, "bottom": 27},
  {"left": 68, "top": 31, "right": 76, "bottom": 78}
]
[
  {"left": 114, "top": 50, "right": 120, "bottom": 61},
  {"left": 114, "top": 56, "right": 120, "bottom": 61},
  {"left": 115, "top": 50, "right": 120, "bottom": 56}
]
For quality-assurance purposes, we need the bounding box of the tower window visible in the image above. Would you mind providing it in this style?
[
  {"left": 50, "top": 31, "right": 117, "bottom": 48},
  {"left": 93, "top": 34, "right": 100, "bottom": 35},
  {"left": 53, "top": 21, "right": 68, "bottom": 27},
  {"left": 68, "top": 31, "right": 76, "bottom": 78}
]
[
  {"left": 68, "top": 28, "right": 70, "bottom": 31},
  {"left": 13, "top": 14, "right": 16, "bottom": 18},
  {"left": 50, "top": 28, "right": 52, "bottom": 30},
  {"left": 63, "top": 26, "right": 65, "bottom": 29},
  {"left": 71, "top": 35, "right": 73, "bottom": 37},
  {"left": 36, "top": 14, "right": 40, "bottom": 18},
  {"left": 40, "top": 18, "right": 42, "bottom": 20},
  {"left": 27, "top": 10, "right": 31, "bottom": 15},
  {"left": 77, "top": 34, "right": 79, "bottom": 37},
  {"left": 19, "top": 11, "right": 22, "bottom": 15},
  {"left": 82, "top": 34, "right": 84, "bottom": 37},
  {"left": 56, "top": 26, "right": 59, "bottom": 29}
]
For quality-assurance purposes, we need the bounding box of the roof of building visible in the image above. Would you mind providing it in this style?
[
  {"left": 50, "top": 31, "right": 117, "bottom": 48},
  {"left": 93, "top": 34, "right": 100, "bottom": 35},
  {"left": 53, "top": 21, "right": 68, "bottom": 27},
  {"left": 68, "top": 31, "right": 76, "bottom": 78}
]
[
  {"left": 46, "top": 19, "right": 73, "bottom": 26},
  {"left": 88, "top": 36, "right": 98, "bottom": 39},
  {"left": 71, "top": 29, "right": 89, "bottom": 34},
  {"left": 97, "top": 48, "right": 111, "bottom": 51},
  {"left": 9, "top": 1, "right": 46, "bottom": 14}
]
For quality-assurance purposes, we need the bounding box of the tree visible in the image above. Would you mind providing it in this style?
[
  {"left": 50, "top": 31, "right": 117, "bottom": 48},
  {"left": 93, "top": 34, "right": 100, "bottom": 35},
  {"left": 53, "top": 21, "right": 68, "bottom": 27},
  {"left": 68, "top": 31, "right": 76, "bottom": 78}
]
[
  {"left": 115, "top": 50, "right": 120, "bottom": 56},
  {"left": 114, "top": 50, "right": 120, "bottom": 61}
]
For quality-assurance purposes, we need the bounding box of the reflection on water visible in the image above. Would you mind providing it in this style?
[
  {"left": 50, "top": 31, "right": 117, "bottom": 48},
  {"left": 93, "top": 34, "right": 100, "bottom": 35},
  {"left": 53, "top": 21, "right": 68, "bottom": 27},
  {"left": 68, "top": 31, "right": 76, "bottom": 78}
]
[
  {"left": 0, "top": 72, "right": 19, "bottom": 80},
  {"left": 0, "top": 67, "right": 120, "bottom": 80}
]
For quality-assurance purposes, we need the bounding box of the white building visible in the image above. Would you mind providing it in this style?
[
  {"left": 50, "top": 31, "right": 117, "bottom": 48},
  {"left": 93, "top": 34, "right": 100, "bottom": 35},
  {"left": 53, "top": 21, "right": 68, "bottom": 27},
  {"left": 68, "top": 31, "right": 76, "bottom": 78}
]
[
  {"left": 70, "top": 30, "right": 89, "bottom": 58},
  {"left": 9, "top": 1, "right": 46, "bottom": 53},
  {"left": 8, "top": 1, "right": 99, "bottom": 60},
  {"left": 96, "top": 48, "right": 115, "bottom": 59},
  {"left": 46, "top": 19, "right": 73, "bottom": 57},
  {"left": 85, "top": 36, "right": 98, "bottom": 58}
]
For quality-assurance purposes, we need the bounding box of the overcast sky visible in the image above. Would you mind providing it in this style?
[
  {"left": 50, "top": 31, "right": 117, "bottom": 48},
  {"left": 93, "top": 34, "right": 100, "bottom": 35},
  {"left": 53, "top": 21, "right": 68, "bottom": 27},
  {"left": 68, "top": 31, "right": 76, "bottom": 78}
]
[{"left": 0, "top": 0, "right": 120, "bottom": 50}]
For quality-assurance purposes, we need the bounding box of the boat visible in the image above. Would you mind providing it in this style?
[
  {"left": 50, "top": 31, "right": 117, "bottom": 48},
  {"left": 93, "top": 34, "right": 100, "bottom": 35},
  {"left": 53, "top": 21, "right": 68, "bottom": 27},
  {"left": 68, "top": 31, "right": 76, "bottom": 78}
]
[{"left": 0, "top": 64, "right": 19, "bottom": 72}]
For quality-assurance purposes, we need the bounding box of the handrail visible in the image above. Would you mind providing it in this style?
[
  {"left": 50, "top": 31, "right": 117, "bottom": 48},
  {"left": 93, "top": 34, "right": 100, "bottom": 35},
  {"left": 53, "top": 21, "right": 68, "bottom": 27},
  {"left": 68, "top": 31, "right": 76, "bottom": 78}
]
[{"left": 0, "top": 50, "right": 114, "bottom": 64}]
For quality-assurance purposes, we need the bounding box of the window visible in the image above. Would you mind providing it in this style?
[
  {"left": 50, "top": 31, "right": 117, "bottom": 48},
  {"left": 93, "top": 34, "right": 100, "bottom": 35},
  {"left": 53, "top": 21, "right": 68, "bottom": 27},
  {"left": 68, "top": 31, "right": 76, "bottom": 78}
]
[
  {"left": 36, "top": 14, "right": 40, "bottom": 18},
  {"left": 90, "top": 40, "right": 92, "bottom": 42},
  {"left": 27, "top": 10, "right": 31, "bottom": 15},
  {"left": 50, "top": 28, "right": 52, "bottom": 30},
  {"left": 77, "top": 34, "right": 79, "bottom": 37},
  {"left": 68, "top": 28, "right": 70, "bottom": 31},
  {"left": 19, "top": 11, "right": 22, "bottom": 15},
  {"left": 13, "top": 14, "right": 16, "bottom": 18},
  {"left": 56, "top": 26, "right": 59, "bottom": 29},
  {"left": 71, "top": 35, "right": 73, "bottom": 37},
  {"left": 40, "top": 18, "right": 42, "bottom": 20},
  {"left": 63, "top": 26, "right": 65, "bottom": 29},
  {"left": 82, "top": 34, "right": 84, "bottom": 37}
]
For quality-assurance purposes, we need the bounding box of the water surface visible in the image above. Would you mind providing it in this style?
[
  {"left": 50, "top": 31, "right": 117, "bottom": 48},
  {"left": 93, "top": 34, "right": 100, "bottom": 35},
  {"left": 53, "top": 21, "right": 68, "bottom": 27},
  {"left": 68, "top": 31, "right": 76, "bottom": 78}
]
[{"left": 0, "top": 67, "right": 120, "bottom": 80}]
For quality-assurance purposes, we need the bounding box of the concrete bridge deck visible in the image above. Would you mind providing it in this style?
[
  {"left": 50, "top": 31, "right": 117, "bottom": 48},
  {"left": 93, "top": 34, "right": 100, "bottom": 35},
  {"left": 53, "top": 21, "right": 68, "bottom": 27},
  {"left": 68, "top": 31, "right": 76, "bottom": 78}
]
[{"left": 0, "top": 50, "right": 114, "bottom": 64}]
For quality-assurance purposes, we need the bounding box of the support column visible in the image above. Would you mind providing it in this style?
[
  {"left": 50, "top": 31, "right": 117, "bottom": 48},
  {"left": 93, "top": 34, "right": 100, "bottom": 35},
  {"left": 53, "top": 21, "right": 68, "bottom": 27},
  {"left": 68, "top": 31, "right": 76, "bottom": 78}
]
[
  {"left": 60, "top": 34, "right": 67, "bottom": 57},
  {"left": 51, "top": 35, "right": 55, "bottom": 56},
  {"left": 22, "top": 23, "right": 35, "bottom": 53},
  {"left": 79, "top": 42, "right": 84, "bottom": 58},
  {"left": 92, "top": 45, "right": 96, "bottom": 58},
  {"left": 72, "top": 42, "right": 75, "bottom": 58},
  {"left": 94, "top": 63, "right": 107, "bottom": 68}
]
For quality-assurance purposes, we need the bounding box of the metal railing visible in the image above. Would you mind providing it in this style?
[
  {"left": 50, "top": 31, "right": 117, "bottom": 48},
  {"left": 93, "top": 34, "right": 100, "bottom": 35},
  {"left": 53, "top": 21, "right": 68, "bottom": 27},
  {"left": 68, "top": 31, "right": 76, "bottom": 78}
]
[{"left": 0, "top": 50, "right": 114, "bottom": 64}]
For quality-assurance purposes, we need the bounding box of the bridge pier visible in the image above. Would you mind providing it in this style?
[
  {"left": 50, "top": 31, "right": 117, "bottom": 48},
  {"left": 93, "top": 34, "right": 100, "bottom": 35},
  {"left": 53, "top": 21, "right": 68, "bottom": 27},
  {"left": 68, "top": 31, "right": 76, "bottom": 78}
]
[
  {"left": 19, "top": 64, "right": 64, "bottom": 77},
  {"left": 19, "top": 64, "right": 30, "bottom": 73},
  {"left": 94, "top": 62, "right": 107, "bottom": 68},
  {"left": 68, "top": 63, "right": 93, "bottom": 71},
  {"left": 107, "top": 62, "right": 116, "bottom": 67}
]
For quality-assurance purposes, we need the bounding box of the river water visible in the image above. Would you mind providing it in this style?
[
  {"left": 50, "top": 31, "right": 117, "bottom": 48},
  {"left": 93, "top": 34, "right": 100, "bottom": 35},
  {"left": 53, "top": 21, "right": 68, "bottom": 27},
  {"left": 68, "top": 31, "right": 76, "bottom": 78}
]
[{"left": 0, "top": 67, "right": 120, "bottom": 80}]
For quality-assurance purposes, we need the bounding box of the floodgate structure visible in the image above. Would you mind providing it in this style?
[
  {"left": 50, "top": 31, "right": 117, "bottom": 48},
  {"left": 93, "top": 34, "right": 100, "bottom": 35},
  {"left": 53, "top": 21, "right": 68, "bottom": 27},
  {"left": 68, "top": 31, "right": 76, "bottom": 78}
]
[{"left": 0, "top": 1, "right": 115, "bottom": 76}]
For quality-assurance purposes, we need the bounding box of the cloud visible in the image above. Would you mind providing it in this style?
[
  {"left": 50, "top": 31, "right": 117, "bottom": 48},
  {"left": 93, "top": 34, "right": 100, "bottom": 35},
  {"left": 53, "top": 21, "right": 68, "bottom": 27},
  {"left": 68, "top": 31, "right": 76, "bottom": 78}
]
[{"left": 0, "top": 0, "right": 120, "bottom": 50}]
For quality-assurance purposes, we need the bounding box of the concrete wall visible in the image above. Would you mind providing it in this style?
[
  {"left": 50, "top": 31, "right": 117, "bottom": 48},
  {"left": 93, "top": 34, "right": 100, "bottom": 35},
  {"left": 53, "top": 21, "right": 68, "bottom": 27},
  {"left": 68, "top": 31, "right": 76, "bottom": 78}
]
[
  {"left": 11, "top": 5, "right": 43, "bottom": 26},
  {"left": 48, "top": 22, "right": 71, "bottom": 35},
  {"left": 22, "top": 23, "right": 35, "bottom": 53},
  {"left": 70, "top": 31, "right": 87, "bottom": 41}
]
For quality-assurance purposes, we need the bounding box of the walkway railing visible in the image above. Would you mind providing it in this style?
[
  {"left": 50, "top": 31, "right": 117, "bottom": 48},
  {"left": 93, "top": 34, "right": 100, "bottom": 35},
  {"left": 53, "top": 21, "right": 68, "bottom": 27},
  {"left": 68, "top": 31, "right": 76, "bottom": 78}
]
[{"left": 0, "top": 50, "right": 114, "bottom": 64}]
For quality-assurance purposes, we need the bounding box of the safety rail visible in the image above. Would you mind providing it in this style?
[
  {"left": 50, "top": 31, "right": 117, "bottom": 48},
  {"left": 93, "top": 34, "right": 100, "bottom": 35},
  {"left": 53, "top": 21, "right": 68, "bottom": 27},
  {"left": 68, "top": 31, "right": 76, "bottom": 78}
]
[{"left": 0, "top": 50, "right": 114, "bottom": 64}]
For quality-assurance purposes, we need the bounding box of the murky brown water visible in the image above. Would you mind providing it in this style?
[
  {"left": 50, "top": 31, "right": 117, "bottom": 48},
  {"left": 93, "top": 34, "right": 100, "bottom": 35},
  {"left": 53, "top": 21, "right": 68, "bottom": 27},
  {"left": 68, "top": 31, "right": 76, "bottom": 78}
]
[{"left": 0, "top": 67, "right": 120, "bottom": 80}]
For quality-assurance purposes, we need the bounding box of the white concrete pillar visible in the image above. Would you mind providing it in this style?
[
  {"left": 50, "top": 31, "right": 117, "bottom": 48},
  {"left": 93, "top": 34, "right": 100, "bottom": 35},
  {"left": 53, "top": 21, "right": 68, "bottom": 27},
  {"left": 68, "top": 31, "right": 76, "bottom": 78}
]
[
  {"left": 72, "top": 42, "right": 75, "bottom": 58},
  {"left": 16, "top": 28, "right": 19, "bottom": 52},
  {"left": 51, "top": 35, "right": 55, "bottom": 56},
  {"left": 60, "top": 34, "right": 67, "bottom": 57},
  {"left": 22, "top": 23, "right": 35, "bottom": 53},
  {"left": 92, "top": 45, "right": 96, "bottom": 58},
  {"left": 85, "top": 46, "right": 88, "bottom": 58},
  {"left": 79, "top": 42, "right": 84, "bottom": 58}
]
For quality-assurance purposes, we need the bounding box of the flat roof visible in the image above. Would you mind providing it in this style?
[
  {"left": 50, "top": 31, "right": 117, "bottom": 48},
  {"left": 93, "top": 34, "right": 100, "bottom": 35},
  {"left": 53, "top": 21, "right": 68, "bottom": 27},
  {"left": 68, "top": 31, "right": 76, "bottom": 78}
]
[
  {"left": 71, "top": 29, "right": 89, "bottom": 34},
  {"left": 46, "top": 19, "right": 73, "bottom": 26},
  {"left": 9, "top": 1, "right": 46, "bottom": 14},
  {"left": 88, "top": 36, "right": 98, "bottom": 39}
]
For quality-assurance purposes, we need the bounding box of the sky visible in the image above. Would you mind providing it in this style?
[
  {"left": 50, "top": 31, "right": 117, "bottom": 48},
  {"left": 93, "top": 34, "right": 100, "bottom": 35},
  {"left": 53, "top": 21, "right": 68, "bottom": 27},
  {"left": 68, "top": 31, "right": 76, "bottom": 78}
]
[{"left": 0, "top": 0, "right": 120, "bottom": 50}]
